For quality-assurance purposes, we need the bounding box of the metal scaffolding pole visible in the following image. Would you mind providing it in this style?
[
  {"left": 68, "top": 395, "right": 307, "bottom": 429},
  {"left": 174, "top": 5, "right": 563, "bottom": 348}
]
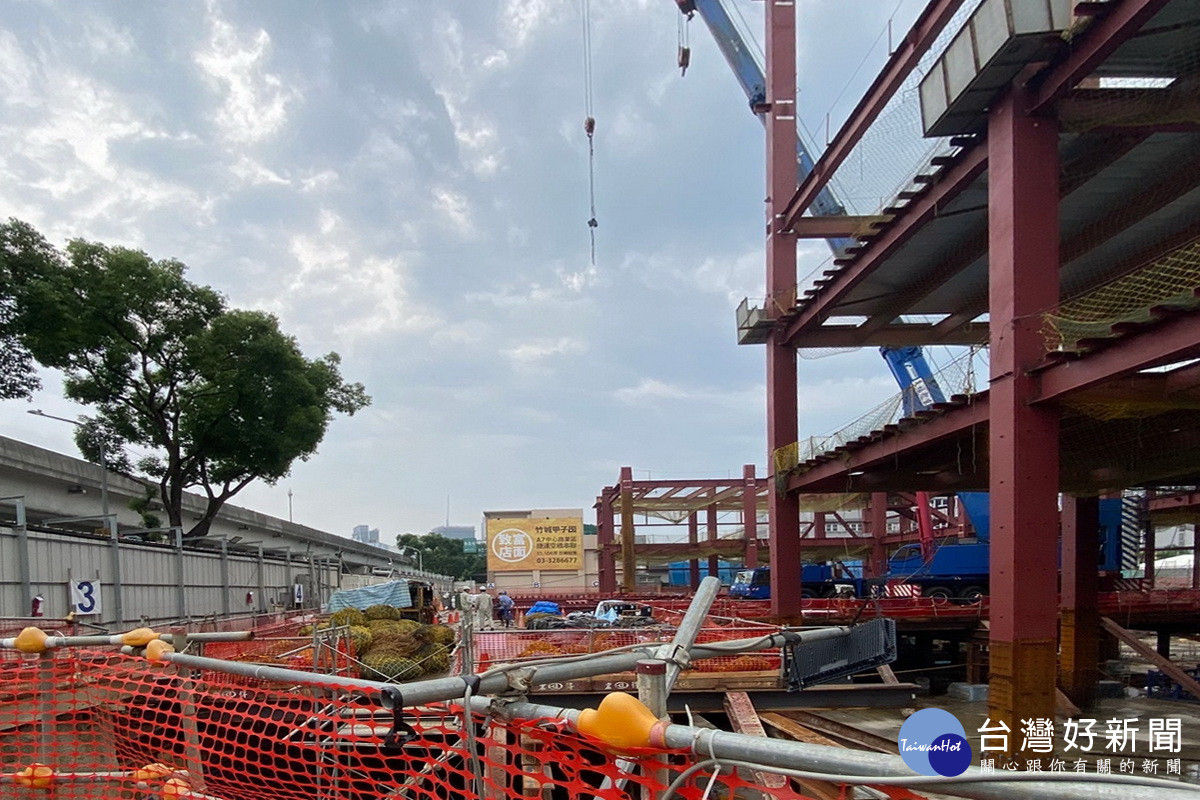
[{"left": 471, "top": 697, "right": 1195, "bottom": 800}]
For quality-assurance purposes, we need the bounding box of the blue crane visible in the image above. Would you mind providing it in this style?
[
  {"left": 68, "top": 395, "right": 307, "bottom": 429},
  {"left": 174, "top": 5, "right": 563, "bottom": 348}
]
[
  {"left": 675, "top": 0, "right": 853, "bottom": 256},
  {"left": 681, "top": 1, "right": 1137, "bottom": 601},
  {"left": 674, "top": 1, "right": 945, "bottom": 405},
  {"left": 675, "top": 0, "right": 957, "bottom": 558}
]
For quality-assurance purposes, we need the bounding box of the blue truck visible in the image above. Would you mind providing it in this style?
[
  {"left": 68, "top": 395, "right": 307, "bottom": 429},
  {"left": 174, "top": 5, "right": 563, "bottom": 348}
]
[
  {"left": 874, "top": 494, "right": 1134, "bottom": 601},
  {"left": 730, "top": 561, "right": 864, "bottom": 600},
  {"left": 730, "top": 496, "right": 1135, "bottom": 602}
]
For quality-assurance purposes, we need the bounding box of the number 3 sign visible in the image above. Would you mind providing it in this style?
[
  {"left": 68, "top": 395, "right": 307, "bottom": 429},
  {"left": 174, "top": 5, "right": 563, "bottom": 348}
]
[{"left": 70, "top": 578, "right": 102, "bottom": 615}]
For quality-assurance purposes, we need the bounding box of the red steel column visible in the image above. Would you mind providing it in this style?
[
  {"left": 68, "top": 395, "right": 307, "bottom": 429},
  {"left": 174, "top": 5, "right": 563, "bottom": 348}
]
[
  {"left": 765, "top": 0, "right": 802, "bottom": 620},
  {"left": 597, "top": 488, "right": 616, "bottom": 594},
  {"left": 1060, "top": 496, "right": 1100, "bottom": 711},
  {"left": 707, "top": 503, "right": 720, "bottom": 578},
  {"left": 867, "top": 493, "right": 889, "bottom": 579},
  {"left": 743, "top": 465, "right": 759, "bottom": 568},
  {"left": 688, "top": 512, "right": 701, "bottom": 589},
  {"left": 986, "top": 84, "right": 1061, "bottom": 749},
  {"left": 620, "top": 466, "right": 637, "bottom": 592}
]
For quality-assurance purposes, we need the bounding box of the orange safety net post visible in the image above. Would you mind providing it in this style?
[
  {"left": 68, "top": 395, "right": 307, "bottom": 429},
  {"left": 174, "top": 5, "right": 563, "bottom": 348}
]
[{"left": 0, "top": 649, "right": 827, "bottom": 800}]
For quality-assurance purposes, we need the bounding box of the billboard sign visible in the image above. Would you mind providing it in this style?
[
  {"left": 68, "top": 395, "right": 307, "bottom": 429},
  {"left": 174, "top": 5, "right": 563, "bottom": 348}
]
[{"left": 486, "top": 517, "right": 583, "bottom": 571}]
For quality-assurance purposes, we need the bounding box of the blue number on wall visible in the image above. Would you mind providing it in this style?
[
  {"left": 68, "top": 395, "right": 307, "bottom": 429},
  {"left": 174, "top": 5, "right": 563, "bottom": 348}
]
[{"left": 77, "top": 581, "right": 96, "bottom": 613}]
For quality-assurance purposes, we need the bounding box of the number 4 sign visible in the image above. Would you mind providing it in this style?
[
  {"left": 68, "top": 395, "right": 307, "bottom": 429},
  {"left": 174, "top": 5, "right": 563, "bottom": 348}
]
[{"left": 70, "top": 578, "right": 102, "bottom": 616}]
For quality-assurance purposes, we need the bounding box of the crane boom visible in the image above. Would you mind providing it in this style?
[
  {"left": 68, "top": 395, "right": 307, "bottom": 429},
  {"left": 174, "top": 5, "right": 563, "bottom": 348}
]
[
  {"left": 677, "top": 0, "right": 852, "bottom": 255},
  {"left": 678, "top": 0, "right": 961, "bottom": 559}
]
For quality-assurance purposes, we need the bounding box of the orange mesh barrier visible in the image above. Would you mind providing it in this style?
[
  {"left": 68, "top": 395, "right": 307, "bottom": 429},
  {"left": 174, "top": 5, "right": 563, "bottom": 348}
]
[{"left": 0, "top": 649, "right": 821, "bottom": 800}]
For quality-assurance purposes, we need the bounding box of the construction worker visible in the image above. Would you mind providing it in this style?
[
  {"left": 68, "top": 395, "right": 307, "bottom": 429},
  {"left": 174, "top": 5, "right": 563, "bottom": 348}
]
[{"left": 497, "top": 591, "right": 515, "bottom": 628}]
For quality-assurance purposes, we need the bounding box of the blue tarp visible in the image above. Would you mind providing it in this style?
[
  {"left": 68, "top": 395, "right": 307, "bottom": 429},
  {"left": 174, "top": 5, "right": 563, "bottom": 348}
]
[
  {"left": 527, "top": 601, "right": 560, "bottom": 615},
  {"left": 327, "top": 580, "right": 413, "bottom": 611}
]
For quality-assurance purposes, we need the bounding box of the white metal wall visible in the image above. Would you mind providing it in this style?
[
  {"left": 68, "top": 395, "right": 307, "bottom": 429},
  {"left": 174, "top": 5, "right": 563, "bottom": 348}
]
[{"left": 0, "top": 525, "right": 339, "bottom": 626}]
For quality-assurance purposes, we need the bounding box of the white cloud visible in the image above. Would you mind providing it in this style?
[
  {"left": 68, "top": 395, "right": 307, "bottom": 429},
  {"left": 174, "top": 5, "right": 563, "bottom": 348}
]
[
  {"left": 262, "top": 210, "right": 438, "bottom": 346},
  {"left": 433, "top": 187, "right": 473, "bottom": 235},
  {"left": 195, "top": 6, "right": 297, "bottom": 144},
  {"left": 0, "top": 38, "right": 208, "bottom": 240},
  {"left": 614, "top": 379, "right": 763, "bottom": 410},
  {"left": 504, "top": 337, "right": 586, "bottom": 366},
  {"left": 498, "top": 0, "right": 563, "bottom": 51},
  {"left": 229, "top": 155, "right": 289, "bottom": 186}
]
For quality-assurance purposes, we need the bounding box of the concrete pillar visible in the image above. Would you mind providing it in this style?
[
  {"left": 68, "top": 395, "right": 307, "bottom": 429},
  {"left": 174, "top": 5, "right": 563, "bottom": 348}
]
[
  {"left": 986, "top": 84, "right": 1061, "bottom": 751},
  {"left": 1060, "top": 496, "right": 1100, "bottom": 711},
  {"left": 764, "top": 0, "right": 801, "bottom": 622}
]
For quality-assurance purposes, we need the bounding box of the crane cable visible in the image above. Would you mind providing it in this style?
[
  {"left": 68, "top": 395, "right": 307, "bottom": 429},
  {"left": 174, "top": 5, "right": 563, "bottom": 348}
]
[{"left": 581, "top": 0, "right": 598, "bottom": 265}]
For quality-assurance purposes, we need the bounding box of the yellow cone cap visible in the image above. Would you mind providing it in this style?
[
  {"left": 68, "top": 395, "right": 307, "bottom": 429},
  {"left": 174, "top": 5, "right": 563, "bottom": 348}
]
[
  {"left": 14, "top": 763, "right": 55, "bottom": 789},
  {"left": 13, "top": 627, "right": 49, "bottom": 654},
  {"left": 576, "top": 691, "right": 659, "bottom": 751}
]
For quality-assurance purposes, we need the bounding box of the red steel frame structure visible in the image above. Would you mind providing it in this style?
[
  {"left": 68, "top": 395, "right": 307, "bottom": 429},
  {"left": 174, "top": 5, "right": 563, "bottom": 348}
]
[
  {"left": 594, "top": 466, "right": 769, "bottom": 594},
  {"left": 757, "top": 0, "right": 1200, "bottom": 741}
]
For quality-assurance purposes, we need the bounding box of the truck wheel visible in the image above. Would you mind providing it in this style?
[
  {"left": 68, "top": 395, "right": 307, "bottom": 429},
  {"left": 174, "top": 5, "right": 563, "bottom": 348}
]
[
  {"left": 959, "top": 585, "right": 986, "bottom": 604},
  {"left": 923, "top": 585, "right": 954, "bottom": 602},
  {"left": 800, "top": 589, "right": 817, "bottom": 599}
]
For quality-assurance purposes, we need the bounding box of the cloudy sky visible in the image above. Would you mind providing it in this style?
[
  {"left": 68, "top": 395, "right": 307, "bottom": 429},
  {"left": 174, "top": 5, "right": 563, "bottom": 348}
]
[{"left": 0, "top": 0, "right": 937, "bottom": 540}]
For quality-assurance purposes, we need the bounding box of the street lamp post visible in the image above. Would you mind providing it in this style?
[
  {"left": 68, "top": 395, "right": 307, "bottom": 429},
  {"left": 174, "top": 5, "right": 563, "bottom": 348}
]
[
  {"left": 28, "top": 410, "right": 109, "bottom": 522},
  {"left": 28, "top": 408, "right": 123, "bottom": 624},
  {"left": 404, "top": 546, "right": 423, "bottom": 572}
]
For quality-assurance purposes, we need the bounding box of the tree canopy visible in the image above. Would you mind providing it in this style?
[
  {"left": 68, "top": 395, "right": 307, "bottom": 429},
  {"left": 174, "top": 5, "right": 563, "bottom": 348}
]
[
  {"left": 396, "top": 532, "right": 485, "bottom": 580},
  {"left": 1, "top": 219, "right": 370, "bottom": 537},
  {"left": 0, "top": 222, "right": 48, "bottom": 399}
]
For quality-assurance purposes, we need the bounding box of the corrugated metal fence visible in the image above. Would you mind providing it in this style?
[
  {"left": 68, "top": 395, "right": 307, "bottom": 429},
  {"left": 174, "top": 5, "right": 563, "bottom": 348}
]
[{"left": 0, "top": 524, "right": 339, "bottom": 626}]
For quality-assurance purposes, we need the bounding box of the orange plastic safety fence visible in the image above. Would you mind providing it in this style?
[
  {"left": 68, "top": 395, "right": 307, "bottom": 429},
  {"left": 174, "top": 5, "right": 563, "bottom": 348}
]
[{"left": 0, "top": 649, "right": 820, "bottom": 800}]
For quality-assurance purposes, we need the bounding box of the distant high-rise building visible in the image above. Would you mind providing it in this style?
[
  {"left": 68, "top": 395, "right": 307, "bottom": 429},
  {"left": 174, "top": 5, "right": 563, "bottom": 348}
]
[
  {"left": 352, "top": 525, "right": 380, "bottom": 545},
  {"left": 431, "top": 524, "right": 475, "bottom": 541}
]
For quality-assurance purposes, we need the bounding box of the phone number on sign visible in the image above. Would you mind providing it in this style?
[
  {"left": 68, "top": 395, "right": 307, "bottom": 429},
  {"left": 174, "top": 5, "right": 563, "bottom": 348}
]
[{"left": 535, "top": 556, "right": 578, "bottom": 565}]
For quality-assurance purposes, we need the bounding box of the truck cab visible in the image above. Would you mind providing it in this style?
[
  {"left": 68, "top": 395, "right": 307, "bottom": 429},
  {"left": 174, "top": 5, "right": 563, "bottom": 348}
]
[{"left": 730, "top": 568, "right": 771, "bottom": 600}]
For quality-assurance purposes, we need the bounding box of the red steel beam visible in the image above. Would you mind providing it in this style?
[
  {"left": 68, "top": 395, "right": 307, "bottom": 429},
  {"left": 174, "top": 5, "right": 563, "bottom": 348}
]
[
  {"left": 798, "top": 321, "right": 988, "bottom": 347},
  {"left": 1034, "top": 312, "right": 1200, "bottom": 402},
  {"left": 1150, "top": 491, "right": 1200, "bottom": 513},
  {"left": 781, "top": 146, "right": 987, "bottom": 345},
  {"left": 785, "top": 396, "right": 990, "bottom": 493},
  {"left": 780, "top": 0, "right": 966, "bottom": 228},
  {"left": 1030, "top": 0, "right": 1175, "bottom": 114}
]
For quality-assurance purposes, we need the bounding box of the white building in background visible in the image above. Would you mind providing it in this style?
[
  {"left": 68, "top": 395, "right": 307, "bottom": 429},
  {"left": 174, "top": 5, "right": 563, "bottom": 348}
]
[
  {"left": 352, "top": 525, "right": 380, "bottom": 545},
  {"left": 431, "top": 524, "right": 475, "bottom": 541}
]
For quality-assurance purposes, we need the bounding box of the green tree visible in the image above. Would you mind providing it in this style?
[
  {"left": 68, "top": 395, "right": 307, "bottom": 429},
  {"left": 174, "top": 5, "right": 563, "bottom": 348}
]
[
  {"left": 0, "top": 221, "right": 48, "bottom": 399},
  {"left": 1, "top": 219, "right": 370, "bottom": 538},
  {"left": 396, "top": 532, "right": 485, "bottom": 580}
]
